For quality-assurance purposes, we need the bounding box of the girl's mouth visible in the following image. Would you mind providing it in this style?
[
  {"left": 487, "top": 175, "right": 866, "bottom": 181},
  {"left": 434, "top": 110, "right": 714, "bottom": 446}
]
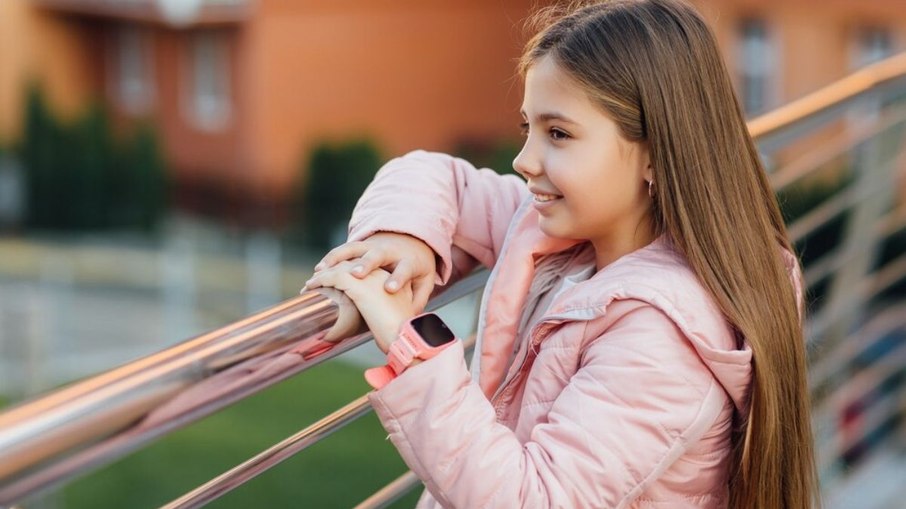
[{"left": 533, "top": 193, "right": 562, "bottom": 203}]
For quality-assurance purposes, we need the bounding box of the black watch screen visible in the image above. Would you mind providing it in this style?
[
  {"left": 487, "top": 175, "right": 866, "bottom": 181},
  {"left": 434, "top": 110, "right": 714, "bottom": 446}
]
[{"left": 411, "top": 313, "right": 455, "bottom": 347}]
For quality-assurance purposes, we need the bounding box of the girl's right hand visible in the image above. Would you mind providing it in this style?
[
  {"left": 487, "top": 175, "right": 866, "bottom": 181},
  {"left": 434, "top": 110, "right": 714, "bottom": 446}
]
[{"left": 305, "top": 232, "right": 437, "bottom": 311}]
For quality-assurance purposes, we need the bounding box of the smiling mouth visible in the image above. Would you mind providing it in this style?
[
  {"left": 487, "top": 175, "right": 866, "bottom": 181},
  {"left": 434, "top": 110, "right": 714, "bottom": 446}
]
[{"left": 533, "top": 193, "right": 562, "bottom": 203}]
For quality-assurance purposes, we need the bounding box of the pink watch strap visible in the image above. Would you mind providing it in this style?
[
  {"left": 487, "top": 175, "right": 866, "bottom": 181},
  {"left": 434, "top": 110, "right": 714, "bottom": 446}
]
[
  {"left": 387, "top": 334, "right": 418, "bottom": 375},
  {"left": 364, "top": 341, "right": 455, "bottom": 390},
  {"left": 364, "top": 313, "right": 457, "bottom": 390},
  {"left": 364, "top": 365, "right": 396, "bottom": 389}
]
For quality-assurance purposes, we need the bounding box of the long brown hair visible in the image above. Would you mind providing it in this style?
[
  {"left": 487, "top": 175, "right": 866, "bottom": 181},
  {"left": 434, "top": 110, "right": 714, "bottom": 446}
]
[{"left": 519, "top": 1, "right": 818, "bottom": 507}]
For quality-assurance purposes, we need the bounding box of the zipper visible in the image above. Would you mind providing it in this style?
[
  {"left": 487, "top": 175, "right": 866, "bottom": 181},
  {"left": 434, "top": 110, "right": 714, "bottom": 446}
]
[{"left": 490, "top": 321, "right": 556, "bottom": 409}]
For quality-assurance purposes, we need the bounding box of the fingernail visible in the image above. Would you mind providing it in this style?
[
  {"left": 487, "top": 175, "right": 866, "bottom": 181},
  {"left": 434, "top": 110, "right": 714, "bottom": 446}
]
[
  {"left": 352, "top": 265, "right": 364, "bottom": 274},
  {"left": 386, "top": 280, "right": 399, "bottom": 291},
  {"left": 314, "top": 262, "right": 325, "bottom": 271}
]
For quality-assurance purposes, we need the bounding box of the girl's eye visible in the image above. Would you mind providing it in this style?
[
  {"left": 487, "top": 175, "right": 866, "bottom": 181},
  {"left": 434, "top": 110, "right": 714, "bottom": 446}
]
[
  {"left": 549, "top": 128, "right": 570, "bottom": 141},
  {"left": 519, "top": 123, "right": 570, "bottom": 141}
]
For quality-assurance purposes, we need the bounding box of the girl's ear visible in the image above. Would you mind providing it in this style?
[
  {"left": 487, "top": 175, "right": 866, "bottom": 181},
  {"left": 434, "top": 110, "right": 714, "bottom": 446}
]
[
  {"left": 643, "top": 163, "right": 654, "bottom": 184},
  {"left": 639, "top": 142, "right": 653, "bottom": 182}
]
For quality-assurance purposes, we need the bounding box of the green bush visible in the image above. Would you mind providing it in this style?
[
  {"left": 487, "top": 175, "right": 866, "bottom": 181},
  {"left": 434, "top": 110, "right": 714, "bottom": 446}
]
[
  {"left": 876, "top": 223, "right": 906, "bottom": 299},
  {"left": 452, "top": 138, "right": 521, "bottom": 176},
  {"left": 20, "top": 84, "right": 168, "bottom": 232},
  {"left": 776, "top": 173, "right": 853, "bottom": 266},
  {"left": 113, "top": 123, "right": 167, "bottom": 230},
  {"left": 295, "top": 139, "right": 381, "bottom": 250},
  {"left": 775, "top": 168, "right": 906, "bottom": 304}
]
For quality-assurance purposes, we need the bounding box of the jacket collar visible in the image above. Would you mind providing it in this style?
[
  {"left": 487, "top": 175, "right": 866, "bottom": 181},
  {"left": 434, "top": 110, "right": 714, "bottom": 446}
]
[{"left": 476, "top": 205, "right": 666, "bottom": 396}]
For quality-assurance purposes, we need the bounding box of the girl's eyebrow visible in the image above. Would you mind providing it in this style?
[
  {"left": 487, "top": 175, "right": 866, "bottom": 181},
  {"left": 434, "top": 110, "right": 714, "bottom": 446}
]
[{"left": 520, "top": 110, "right": 579, "bottom": 125}]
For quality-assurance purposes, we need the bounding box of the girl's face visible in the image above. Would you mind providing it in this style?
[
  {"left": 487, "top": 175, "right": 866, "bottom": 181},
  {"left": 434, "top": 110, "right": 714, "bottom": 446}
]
[{"left": 514, "top": 55, "right": 654, "bottom": 267}]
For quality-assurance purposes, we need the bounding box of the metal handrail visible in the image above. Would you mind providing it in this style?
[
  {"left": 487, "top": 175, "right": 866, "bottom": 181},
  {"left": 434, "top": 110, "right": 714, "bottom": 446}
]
[
  {"left": 159, "top": 311, "right": 481, "bottom": 509},
  {"left": 164, "top": 396, "right": 374, "bottom": 509},
  {"left": 767, "top": 104, "right": 906, "bottom": 191},
  {"left": 354, "top": 471, "right": 421, "bottom": 509},
  {"left": 750, "top": 52, "right": 906, "bottom": 144},
  {"left": 0, "top": 269, "right": 486, "bottom": 506},
  {"left": 807, "top": 303, "right": 906, "bottom": 393},
  {"left": 0, "top": 292, "right": 348, "bottom": 503},
  {"left": 1, "top": 50, "right": 905, "bottom": 508}
]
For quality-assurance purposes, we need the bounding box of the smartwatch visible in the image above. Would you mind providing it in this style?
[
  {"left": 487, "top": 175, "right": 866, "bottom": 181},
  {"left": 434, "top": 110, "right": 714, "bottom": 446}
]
[{"left": 364, "top": 313, "right": 457, "bottom": 389}]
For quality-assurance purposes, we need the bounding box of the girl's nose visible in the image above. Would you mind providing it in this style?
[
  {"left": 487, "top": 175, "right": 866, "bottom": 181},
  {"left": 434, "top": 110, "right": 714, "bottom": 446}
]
[{"left": 513, "top": 142, "right": 542, "bottom": 179}]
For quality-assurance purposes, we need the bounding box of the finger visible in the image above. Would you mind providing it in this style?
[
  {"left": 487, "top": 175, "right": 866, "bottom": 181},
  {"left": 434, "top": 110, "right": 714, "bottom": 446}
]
[
  {"left": 303, "top": 273, "right": 327, "bottom": 291},
  {"left": 385, "top": 261, "right": 416, "bottom": 293},
  {"left": 306, "top": 265, "right": 356, "bottom": 293},
  {"left": 317, "top": 242, "right": 370, "bottom": 270},
  {"left": 304, "top": 261, "right": 357, "bottom": 291},
  {"left": 352, "top": 249, "right": 391, "bottom": 279},
  {"left": 412, "top": 276, "right": 434, "bottom": 310}
]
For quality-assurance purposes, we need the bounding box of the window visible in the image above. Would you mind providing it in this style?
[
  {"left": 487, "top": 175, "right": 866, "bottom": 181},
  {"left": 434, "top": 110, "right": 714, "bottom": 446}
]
[
  {"left": 853, "top": 27, "right": 893, "bottom": 69},
  {"left": 185, "top": 31, "right": 231, "bottom": 131},
  {"left": 848, "top": 28, "right": 894, "bottom": 130},
  {"left": 737, "top": 18, "right": 775, "bottom": 116},
  {"left": 110, "top": 25, "right": 154, "bottom": 114}
]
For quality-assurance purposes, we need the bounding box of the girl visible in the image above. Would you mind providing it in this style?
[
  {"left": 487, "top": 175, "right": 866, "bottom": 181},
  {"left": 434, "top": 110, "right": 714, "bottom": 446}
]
[{"left": 305, "top": 0, "right": 818, "bottom": 507}]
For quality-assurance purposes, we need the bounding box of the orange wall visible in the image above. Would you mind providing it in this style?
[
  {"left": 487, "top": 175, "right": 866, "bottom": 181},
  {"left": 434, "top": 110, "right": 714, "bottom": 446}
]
[
  {"left": 697, "top": 0, "right": 906, "bottom": 170},
  {"left": 96, "top": 23, "right": 255, "bottom": 217},
  {"left": 246, "top": 0, "right": 906, "bottom": 199},
  {"left": 245, "top": 0, "right": 538, "bottom": 197},
  {"left": 0, "top": 0, "right": 98, "bottom": 144},
  {"left": 6, "top": 0, "right": 906, "bottom": 208},
  {"left": 147, "top": 28, "right": 249, "bottom": 195},
  {"left": 699, "top": 0, "right": 906, "bottom": 105}
]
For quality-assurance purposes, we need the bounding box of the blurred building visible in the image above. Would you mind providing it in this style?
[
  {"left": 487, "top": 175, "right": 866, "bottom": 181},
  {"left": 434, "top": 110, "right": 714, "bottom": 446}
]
[{"left": 1, "top": 0, "right": 905, "bottom": 223}]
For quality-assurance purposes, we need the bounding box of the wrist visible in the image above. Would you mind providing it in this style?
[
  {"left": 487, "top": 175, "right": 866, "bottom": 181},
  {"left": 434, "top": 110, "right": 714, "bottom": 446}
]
[
  {"left": 364, "top": 313, "right": 456, "bottom": 389},
  {"left": 375, "top": 315, "right": 409, "bottom": 354}
]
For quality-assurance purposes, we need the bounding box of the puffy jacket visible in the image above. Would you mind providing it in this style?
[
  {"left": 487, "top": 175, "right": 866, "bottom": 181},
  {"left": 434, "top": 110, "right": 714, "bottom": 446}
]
[{"left": 348, "top": 150, "right": 799, "bottom": 508}]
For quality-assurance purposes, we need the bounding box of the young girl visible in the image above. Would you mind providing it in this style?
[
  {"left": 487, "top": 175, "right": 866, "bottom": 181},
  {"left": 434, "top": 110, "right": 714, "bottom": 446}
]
[{"left": 305, "top": 0, "right": 818, "bottom": 507}]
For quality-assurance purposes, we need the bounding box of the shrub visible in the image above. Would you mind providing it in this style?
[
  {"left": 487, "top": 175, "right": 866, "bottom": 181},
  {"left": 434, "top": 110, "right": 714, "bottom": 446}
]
[
  {"left": 20, "top": 84, "right": 167, "bottom": 232},
  {"left": 776, "top": 172, "right": 853, "bottom": 266},
  {"left": 113, "top": 123, "right": 168, "bottom": 231},
  {"left": 295, "top": 139, "right": 381, "bottom": 250},
  {"left": 452, "top": 138, "right": 521, "bottom": 176}
]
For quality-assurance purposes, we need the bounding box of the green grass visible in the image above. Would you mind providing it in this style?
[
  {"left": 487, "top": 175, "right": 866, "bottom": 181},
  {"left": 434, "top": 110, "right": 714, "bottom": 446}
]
[{"left": 56, "top": 360, "right": 422, "bottom": 508}]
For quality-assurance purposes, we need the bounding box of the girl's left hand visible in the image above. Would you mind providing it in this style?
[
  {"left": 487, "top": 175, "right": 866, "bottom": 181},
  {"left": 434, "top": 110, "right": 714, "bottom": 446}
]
[{"left": 305, "top": 261, "right": 416, "bottom": 353}]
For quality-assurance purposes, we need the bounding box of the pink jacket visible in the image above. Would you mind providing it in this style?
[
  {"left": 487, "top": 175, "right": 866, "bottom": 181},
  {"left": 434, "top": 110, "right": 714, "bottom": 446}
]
[{"left": 348, "top": 150, "right": 795, "bottom": 508}]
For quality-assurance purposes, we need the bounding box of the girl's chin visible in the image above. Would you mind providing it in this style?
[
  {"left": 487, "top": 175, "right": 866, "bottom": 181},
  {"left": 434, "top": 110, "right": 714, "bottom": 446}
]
[{"left": 537, "top": 217, "right": 568, "bottom": 239}]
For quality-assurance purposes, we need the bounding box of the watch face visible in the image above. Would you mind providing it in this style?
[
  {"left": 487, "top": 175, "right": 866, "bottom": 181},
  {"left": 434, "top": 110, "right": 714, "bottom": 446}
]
[{"left": 411, "top": 313, "right": 455, "bottom": 347}]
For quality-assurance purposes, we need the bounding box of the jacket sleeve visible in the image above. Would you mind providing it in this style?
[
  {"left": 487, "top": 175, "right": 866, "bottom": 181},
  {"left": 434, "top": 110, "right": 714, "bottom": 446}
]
[
  {"left": 367, "top": 300, "right": 728, "bottom": 509},
  {"left": 347, "top": 150, "right": 528, "bottom": 286}
]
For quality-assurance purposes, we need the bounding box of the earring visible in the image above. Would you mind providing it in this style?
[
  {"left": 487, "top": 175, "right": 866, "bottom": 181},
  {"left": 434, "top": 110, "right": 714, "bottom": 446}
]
[{"left": 647, "top": 179, "right": 655, "bottom": 198}]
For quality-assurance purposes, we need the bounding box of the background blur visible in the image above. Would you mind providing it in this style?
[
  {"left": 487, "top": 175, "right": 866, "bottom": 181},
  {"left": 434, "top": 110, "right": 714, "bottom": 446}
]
[{"left": 0, "top": 0, "right": 904, "bottom": 508}]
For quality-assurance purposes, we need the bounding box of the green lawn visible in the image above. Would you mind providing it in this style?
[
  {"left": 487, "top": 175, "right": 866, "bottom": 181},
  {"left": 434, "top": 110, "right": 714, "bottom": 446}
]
[{"left": 54, "top": 360, "right": 422, "bottom": 508}]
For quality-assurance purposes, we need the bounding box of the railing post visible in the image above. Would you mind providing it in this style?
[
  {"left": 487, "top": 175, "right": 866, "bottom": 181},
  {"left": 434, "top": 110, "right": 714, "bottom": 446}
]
[{"left": 822, "top": 107, "right": 904, "bottom": 346}]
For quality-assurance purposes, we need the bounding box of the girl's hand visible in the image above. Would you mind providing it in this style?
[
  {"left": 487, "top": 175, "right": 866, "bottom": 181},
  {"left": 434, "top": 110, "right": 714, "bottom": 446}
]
[
  {"left": 306, "top": 232, "right": 437, "bottom": 311},
  {"left": 306, "top": 261, "right": 416, "bottom": 353}
]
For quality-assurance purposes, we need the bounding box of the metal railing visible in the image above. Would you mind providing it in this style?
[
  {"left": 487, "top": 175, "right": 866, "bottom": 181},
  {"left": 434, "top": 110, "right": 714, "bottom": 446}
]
[{"left": 2, "top": 53, "right": 906, "bottom": 508}]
